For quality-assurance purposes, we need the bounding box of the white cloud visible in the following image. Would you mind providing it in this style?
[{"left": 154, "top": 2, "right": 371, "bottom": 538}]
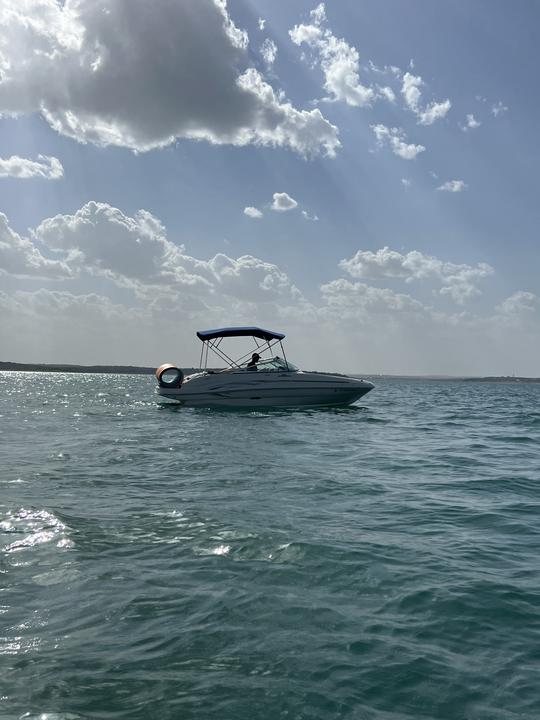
[
  {"left": 1, "top": 204, "right": 537, "bottom": 375},
  {"left": 313, "top": 282, "right": 540, "bottom": 375},
  {"left": 460, "top": 113, "right": 481, "bottom": 131},
  {"left": 492, "top": 101, "right": 508, "bottom": 117},
  {"left": 340, "top": 247, "right": 434, "bottom": 280},
  {"left": 377, "top": 86, "right": 396, "bottom": 103},
  {"left": 367, "top": 61, "right": 401, "bottom": 78},
  {"left": 339, "top": 246, "right": 493, "bottom": 304},
  {"left": 290, "top": 3, "right": 374, "bottom": 107},
  {"left": 497, "top": 291, "right": 540, "bottom": 317},
  {"left": 249, "top": 193, "right": 310, "bottom": 218},
  {"left": 401, "top": 178, "right": 411, "bottom": 187},
  {"left": 235, "top": 69, "right": 340, "bottom": 158},
  {"left": 258, "top": 17, "right": 266, "bottom": 31},
  {"left": 3, "top": 280, "right": 538, "bottom": 376},
  {"left": 208, "top": 253, "right": 302, "bottom": 303},
  {"left": 0, "top": 154, "right": 63, "bottom": 179},
  {"left": 260, "top": 38, "right": 277, "bottom": 69},
  {"left": 401, "top": 72, "right": 451, "bottom": 125},
  {"left": 371, "top": 124, "right": 425, "bottom": 160},
  {"left": 271, "top": 192, "right": 298, "bottom": 212},
  {"left": 14, "top": 204, "right": 494, "bottom": 312},
  {"left": 0, "top": 287, "right": 171, "bottom": 365},
  {"left": 244, "top": 206, "right": 263, "bottom": 219},
  {"left": 310, "top": 3, "right": 327, "bottom": 24},
  {"left": 27, "top": 202, "right": 303, "bottom": 308},
  {"left": 33, "top": 202, "right": 204, "bottom": 291},
  {"left": 0, "top": 0, "right": 339, "bottom": 158},
  {"left": 438, "top": 269, "right": 492, "bottom": 304},
  {"left": 0, "top": 213, "right": 73, "bottom": 279},
  {"left": 320, "top": 278, "right": 426, "bottom": 318},
  {"left": 437, "top": 180, "right": 467, "bottom": 192}
]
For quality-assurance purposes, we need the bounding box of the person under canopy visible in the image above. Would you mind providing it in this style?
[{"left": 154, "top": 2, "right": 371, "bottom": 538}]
[{"left": 246, "top": 353, "right": 260, "bottom": 371}]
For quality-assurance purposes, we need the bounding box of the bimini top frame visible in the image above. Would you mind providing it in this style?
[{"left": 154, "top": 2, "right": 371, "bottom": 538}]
[{"left": 196, "top": 326, "right": 289, "bottom": 371}]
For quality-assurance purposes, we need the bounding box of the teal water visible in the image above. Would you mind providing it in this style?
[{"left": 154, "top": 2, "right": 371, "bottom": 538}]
[{"left": 1, "top": 372, "right": 539, "bottom": 720}]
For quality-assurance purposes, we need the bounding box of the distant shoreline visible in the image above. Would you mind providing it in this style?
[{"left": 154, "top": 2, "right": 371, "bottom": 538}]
[
  {"left": 1, "top": 361, "right": 539, "bottom": 382},
  {"left": 0, "top": 361, "right": 155, "bottom": 374},
  {"left": 0, "top": 361, "right": 202, "bottom": 375},
  {"left": 462, "top": 376, "right": 540, "bottom": 383}
]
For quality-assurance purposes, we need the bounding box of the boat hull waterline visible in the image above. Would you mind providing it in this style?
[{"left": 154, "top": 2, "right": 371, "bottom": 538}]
[{"left": 157, "top": 371, "right": 374, "bottom": 408}]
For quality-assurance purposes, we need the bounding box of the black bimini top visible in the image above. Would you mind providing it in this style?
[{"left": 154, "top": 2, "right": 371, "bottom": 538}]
[{"left": 196, "top": 326, "right": 285, "bottom": 342}]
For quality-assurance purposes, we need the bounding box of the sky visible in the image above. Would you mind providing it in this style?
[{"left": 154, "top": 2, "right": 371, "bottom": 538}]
[{"left": 0, "top": 0, "right": 538, "bottom": 375}]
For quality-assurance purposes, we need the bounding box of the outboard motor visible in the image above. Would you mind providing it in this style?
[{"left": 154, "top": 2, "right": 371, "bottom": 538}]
[{"left": 155, "top": 364, "right": 184, "bottom": 389}]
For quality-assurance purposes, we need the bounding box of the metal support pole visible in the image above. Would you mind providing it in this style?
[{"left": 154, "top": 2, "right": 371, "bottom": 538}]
[{"left": 280, "top": 341, "right": 289, "bottom": 370}]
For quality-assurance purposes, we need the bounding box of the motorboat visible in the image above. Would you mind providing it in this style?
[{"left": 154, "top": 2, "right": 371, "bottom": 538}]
[{"left": 155, "top": 326, "right": 374, "bottom": 408}]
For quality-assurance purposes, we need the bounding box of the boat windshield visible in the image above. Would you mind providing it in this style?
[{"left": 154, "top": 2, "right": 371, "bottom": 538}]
[{"left": 255, "top": 356, "right": 298, "bottom": 372}]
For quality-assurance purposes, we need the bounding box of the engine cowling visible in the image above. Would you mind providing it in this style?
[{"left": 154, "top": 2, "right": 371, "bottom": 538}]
[{"left": 155, "top": 363, "right": 184, "bottom": 388}]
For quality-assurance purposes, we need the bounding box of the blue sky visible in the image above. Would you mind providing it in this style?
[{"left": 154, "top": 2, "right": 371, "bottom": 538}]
[{"left": 0, "top": 0, "right": 538, "bottom": 374}]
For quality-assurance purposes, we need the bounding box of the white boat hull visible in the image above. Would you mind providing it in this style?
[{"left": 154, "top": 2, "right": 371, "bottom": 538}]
[{"left": 157, "top": 370, "right": 373, "bottom": 408}]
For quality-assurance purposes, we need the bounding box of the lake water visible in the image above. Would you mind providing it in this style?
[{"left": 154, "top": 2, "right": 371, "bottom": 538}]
[{"left": 1, "top": 371, "right": 539, "bottom": 720}]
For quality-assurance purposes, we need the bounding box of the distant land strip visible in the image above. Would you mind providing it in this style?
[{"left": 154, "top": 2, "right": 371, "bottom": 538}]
[
  {"left": 462, "top": 376, "right": 540, "bottom": 383},
  {"left": 0, "top": 361, "right": 197, "bottom": 375}
]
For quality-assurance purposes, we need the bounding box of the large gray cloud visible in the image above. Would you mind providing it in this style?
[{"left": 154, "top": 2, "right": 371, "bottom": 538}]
[{"left": 0, "top": 0, "right": 339, "bottom": 157}]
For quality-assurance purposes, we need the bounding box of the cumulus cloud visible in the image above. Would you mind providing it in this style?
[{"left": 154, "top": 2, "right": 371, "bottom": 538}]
[
  {"left": 437, "top": 180, "right": 467, "bottom": 192},
  {"left": 246, "top": 191, "right": 310, "bottom": 216},
  {"left": 208, "top": 253, "right": 302, "bottom": 303},
  {"left": 0, "top": 213, "right": 73, "bottom": 279},
  {"left": 260, "top": 38, "right": 277, "bottom": 69},
  {"left": 4, "top": 281, "right": 538, "bottom": 375},
  {"left": 460, "top": 113, "right": 481, "bottom": 131},
  {"left": 377, "top": 86, "right": 396, "bottom": 103},
  {"left": 320, "top": 278, "right": 426, "bottom": 319},
  {"left": 1, "top": 203, "right": 538, "bottom": 375},
  {"left": 368, "top": 61, "right": 401, "bottom": 78},
  {"left": 401, "top": 178, "right": 411, "bottom": 187},
  {"left": 290, "top": 3, "right": 375, "bottom": 107},
  {"left": 244, "top": 206, "right": 263, "bottom": 219},
  {"left": 0, "top": 154, "right": 64, "bottom": 179},
  {"left": 258, "top": 18, "right": 266, "bottom": 31},
  {"left": 492, "top": 101, "right": 508, "bottom": 117},
  {"left": 0, "top": 0, "right": 339, "bottom": 158},
  {"left": 271, "top": 192, "right": 298, "bottom": 212},
  {"left": 371, "top": 124, "right": 425, "bottom": 160},
  {"left": 0, "top": 287, "right": 171, "bottom": 365},
  {"left": 339, "top": 246, "right": 493, "bottom": 304},
  {"left": 401, "top": 72, "right": 451, "bottom": 125},
  {"left": 28, "top": 201, "right": 303, "bottom": 308},
  {"left": 2, "top": 287, "right": 135, "bottom": 321},
  {"left": 33, "top": 202, "right": 205, "bottom": 291},
  {"left": 497, "top": 291, "right": 540, "bottom": 317},
  {"left": 235, "top": 68, "right": 340, "bottom": 157}
]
